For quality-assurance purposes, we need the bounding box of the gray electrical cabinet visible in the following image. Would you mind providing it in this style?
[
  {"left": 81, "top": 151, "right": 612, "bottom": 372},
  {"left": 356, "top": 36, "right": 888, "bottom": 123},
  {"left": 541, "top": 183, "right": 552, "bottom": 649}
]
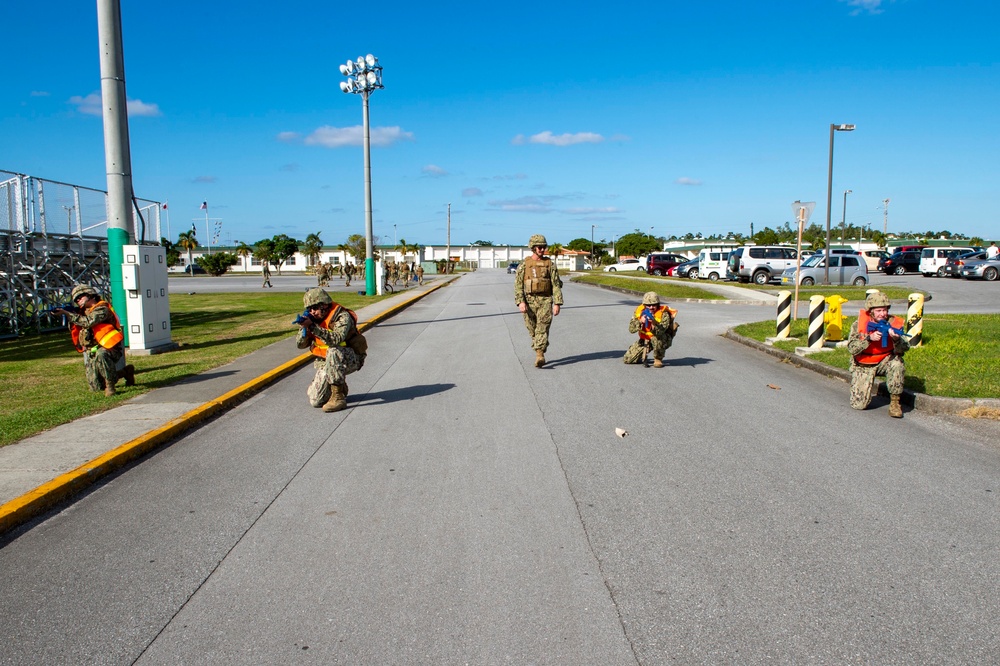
[{"left": 122, "top": 244, "right": 175, "bottom": 353}]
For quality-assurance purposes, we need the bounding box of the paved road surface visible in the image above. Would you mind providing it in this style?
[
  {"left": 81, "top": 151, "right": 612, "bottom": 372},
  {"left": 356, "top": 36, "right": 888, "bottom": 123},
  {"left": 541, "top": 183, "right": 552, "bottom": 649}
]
[{"left": 1, "top": 270, "right": 998, "bottom": 664}]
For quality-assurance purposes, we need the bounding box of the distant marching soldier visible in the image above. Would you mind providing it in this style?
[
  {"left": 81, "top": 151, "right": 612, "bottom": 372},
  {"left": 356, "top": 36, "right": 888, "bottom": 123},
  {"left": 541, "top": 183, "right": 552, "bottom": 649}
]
[{"left": 514, "top": 234, "right": 563, "bottom": 368}]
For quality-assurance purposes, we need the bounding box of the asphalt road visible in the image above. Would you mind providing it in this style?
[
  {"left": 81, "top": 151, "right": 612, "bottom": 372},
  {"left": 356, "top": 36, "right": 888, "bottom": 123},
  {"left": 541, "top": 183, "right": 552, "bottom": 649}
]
[{"left": 1, "top": 270, "right": 998, "bottom": 664}]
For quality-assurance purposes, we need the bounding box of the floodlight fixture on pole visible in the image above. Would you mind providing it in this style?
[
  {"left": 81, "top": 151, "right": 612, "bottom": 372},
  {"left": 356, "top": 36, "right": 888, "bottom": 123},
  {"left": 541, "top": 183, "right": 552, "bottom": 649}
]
[
  {"left": 825, "top": 123, "right": 856, "bottom": 284},
  {"left": 791, "top": 201, "right": 816, "bottom": 319},
  {"left": 339, "top": 53, "right": 384, "bottom": 296}
]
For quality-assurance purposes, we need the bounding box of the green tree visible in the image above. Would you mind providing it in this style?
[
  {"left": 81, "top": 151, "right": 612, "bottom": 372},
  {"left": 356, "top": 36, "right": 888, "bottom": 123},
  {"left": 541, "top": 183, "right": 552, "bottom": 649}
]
[
  {"left": 343, "top": 234, "right": 367, "bottom": 262},
  {"left": 302, "top": 232, "right": 323, "bottom": 267},
  {"left": 177, "top": 230, "right": 198, "bottom": 273},
  {"left": 159, "top": 237, "right": 180, "bottom": 268},
  {"left": 547, "top": 243, "right": 564, "bottom": 258},
  {"left": 264, "top": 234, "right": 302, "bottom": 274},
  {"left": 471, "top": 240, "right": 494, "bottom": 246},
  {"left": 615, "top": 232, "right": 660, "bottom": 259},
  {"left": 197, "top": 252, "right": 239, "bottom": 276},
  {"left": 234, "top": 241, "right": 253, "bottom": 273}
]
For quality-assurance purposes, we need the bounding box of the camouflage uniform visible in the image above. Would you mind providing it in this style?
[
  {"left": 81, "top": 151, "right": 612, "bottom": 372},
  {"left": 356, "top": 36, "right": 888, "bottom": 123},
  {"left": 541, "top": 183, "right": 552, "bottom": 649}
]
[
  {"left": 63, "top": 285, "right": 131, "bottom": 395},
  {"left": 344, "top": 263, "right": 354, "bottom": 287},
  {"left": 415, "top": 265, "right": 425, "bottom": 285},
  {"left": 316, "top": 263, "right": 329, "bottom": 286},
  {"left": 846, "top": 292, "right": 909, "bottom": 414},
  {"left": 261, "top": 263, "right": 272, "bottom": 288},
  {"left": 296, "top": 289, "right": 367, "bottom": 410},
  {"left": 624, "top": 292, "right": 676, "bottom": 367},
  {"left": 399, "top": 263, "right": 410, "bottom": 285},
  {"left": 514, "top": 234, "right": 563, "bottom": 366}
]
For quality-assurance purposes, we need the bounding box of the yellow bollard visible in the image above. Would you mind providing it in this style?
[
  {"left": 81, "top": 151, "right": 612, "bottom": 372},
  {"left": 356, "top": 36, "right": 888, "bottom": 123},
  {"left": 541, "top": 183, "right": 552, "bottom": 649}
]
[
  {"left": 807, "top": 295, "right": 826, "bottom": 349},
  {"left": 823, "top": 295, "right": 849, "bottom": 341},
  {"left": 906, "top": 293, "right": 924, "bottom": 347},
  {"left": 775, "top": 290, "right": 792, "bottom": 339}
]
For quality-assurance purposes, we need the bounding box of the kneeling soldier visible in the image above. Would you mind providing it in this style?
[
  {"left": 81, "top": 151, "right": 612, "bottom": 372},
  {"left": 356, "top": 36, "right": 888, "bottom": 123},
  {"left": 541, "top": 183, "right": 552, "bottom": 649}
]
[
  {"left": 55, "top": 285, "right": 135, "bottom": 396},
  {"left": 847, "top": 291, "right": 909, "bottom": 417},
  {"left": 624, "top": 291, "right": 677, "bottom": 368},
  {"left": 296, "top": 288, "right": 368, "bottom": 412}
]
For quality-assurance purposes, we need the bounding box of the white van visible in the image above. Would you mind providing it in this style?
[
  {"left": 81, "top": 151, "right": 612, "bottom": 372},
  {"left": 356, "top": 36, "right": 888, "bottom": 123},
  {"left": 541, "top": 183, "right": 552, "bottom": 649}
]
[
  {"left": 698, "top": 249, "right": 731, "bottom": 281},
  {"left": 919, "top": 247, "right": 975, "bottom": 277}
]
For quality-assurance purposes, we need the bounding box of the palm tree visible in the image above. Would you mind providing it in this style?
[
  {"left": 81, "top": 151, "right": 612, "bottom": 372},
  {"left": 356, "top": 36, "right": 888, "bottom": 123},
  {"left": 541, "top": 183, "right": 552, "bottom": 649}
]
[
  {"left": 177, "top": 230, "right": 198, "bottom": 273},
  {"left": 234, "top": 241, "right": 252, "bottom": 273},
  {"left": 303, "top": 232, "right": 323, "bottom": 267},
  {"left": 406, "top": 240, "right": 422, "bottom": 264},
  {"left": 394, "top": 238, "right": 409, "bottom": 263},
  {"left": 547, "top": 243, "right": 564, "bottom": 257}
]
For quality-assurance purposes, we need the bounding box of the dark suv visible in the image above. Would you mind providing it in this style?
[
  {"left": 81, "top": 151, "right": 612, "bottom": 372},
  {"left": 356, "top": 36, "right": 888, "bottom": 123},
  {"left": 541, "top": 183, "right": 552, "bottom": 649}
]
[
  {"left": 881, "top": 250, "right": 921, "bottom": 274},
  {"left": 646, "top": 253, "right": 688, "bottom": 276}
]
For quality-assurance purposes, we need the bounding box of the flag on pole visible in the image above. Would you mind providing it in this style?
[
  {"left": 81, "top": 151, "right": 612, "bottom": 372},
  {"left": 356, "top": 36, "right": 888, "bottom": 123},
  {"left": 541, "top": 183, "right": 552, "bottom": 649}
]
[
  {"left": 191, "top": 222, "right": 197, "bottom": 232},
  {"left": 200, "top": 201, "right": 208, "bottom": 210},
  {"left": 162, "top": 202, "right": 168, "bottom": 210}
]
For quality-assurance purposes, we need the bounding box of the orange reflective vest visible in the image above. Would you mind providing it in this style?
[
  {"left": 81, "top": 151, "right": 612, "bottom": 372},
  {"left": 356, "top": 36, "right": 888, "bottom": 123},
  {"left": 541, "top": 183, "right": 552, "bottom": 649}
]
[
  {"left": 70, "top": 301, "right": 124, "bottom": 353},
  {"left": 633, "top": 304, "right": 676, "bottom": 340},
  {"left": 854, "top": 309, "right": 904, "bottom": 366},
  {"left": 309, "top": 305, "right": 358, "bottom": 358}
]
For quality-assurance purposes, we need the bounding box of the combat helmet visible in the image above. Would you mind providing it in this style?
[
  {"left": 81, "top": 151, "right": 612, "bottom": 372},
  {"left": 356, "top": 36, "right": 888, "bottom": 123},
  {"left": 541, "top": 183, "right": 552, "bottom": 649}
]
[
  {"left": 71, "top": 284, "right": 99, "bottom": 302},
  {"left": 528, "top": 234, "right": 548, "bottom": 248},
  {"left": 303, "top": 288, "right": 333, "bottom": 308},
  {"left": 864, "top": 291, "right": 891, "bottom": 310},
  {"left": 642, "top": 291, "right": 660, "bottom": 306}
]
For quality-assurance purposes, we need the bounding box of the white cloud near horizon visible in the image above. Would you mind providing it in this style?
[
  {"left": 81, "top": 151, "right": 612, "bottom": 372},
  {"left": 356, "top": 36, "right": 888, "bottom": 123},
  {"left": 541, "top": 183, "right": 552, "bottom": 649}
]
[
  {"left": 302, "top": 125, "right": 414, "bottom": 148},
  {"left": 463, "top": 187, "right": 484, "bottom": 197},
  {"left": 422, "top": 164, "right": 448, "bottom": 177},
  {"left": 69, "top": 92, "right": 161, "bottom": 117},
  {"left": 841, "top": 0, "right": 889, "bottom": 15},
  {"left": 675, "top": 177, "right": 703, "bottom": 186},
  {"left": 512, "top": 131, "right": 605, "bottom": 146},
  {"left": 562, "top": 207, "right": 622, "bottom": 215}
]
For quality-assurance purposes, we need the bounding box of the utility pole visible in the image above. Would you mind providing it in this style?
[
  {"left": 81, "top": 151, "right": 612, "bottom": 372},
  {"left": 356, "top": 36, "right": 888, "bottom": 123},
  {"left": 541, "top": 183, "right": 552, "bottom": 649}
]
[
  {"left": 882, "top": 198, "right": 890, "bottom": 236},
  {"left": 446, "top": 203, "right": 451, "bottom": 274}
]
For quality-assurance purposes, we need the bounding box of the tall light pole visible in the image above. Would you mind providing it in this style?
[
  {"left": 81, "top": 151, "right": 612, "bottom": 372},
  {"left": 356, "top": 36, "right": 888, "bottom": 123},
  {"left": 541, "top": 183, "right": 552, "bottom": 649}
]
[
  {"left": 824, "top": 123, "right": 855, "bottom": 284},
  {"left": 340, "top": 53, "right": 384, "bottom": 296},
  {"left": 882, "top": 198, "right": 890, "bottom": 236},
  {"left": 62, "top": 205, "right": 75, "bottom": 234},
  {"left": 839, "top": 189, "right": 852, "bottom": 245},
  {"left": 591, "top": 224, "right": 597, "bottom": 268}
]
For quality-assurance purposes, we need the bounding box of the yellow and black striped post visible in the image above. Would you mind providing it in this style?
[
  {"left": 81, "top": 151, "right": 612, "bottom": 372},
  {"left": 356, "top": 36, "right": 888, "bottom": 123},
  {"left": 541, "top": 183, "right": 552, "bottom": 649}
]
[
  {"left": 807, "top": 295, "right": 826, "bottom": 349},
  {"left": 776, "top": 290, "right": 792, "bottom": 338},
  {"left": 906, "top": 293, "right": 924, "bottom": 347}
]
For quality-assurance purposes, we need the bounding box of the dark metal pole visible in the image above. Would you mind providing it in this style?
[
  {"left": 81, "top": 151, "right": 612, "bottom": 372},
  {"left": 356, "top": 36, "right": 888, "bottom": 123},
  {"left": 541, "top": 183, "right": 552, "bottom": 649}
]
[{"left": 824, "top": 124, "right": 834, "bottom": 285}]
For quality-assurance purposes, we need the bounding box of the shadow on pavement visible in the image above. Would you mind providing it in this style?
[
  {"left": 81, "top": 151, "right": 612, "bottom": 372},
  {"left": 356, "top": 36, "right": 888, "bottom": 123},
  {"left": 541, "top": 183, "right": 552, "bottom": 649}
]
[
  {"left": 663, "top": 356, "right": 713, "bottom": 368},
  {"left": 351, "top": 383, "right": 457, "bottom": 406},
  {"left": 544, "top": 350, "right": 624, "bottom": 367}
]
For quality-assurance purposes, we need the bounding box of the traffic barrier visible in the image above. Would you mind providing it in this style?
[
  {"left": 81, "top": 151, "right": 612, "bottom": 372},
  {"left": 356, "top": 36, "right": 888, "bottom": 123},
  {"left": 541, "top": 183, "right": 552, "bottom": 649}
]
[
  {"left": 775, "top": 290, "right": 792, "bottom": 338},
  {"left": 807, "top": 295, "right": 826, "bottom": 349},
  {"left": 824, "top": 294, "right": 849, "bottom": 341},
  {"left": 906, "top": 293, "right": 924, "bottom": 347}
]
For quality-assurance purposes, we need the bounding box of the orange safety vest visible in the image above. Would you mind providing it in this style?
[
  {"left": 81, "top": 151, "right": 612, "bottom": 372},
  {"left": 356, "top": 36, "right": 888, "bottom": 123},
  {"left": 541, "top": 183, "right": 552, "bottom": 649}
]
[
  {"left": 309, "top": 304, "right": 358, "bottom": 358},
  {"left": 633, "top": 304, "right": 676, "bottom": 340},
  {"left": 70, "top": 300, "right": 124, "bottom": 353},
  {"left": 854, "top": 309, "right": 904, "bottom": 366}
]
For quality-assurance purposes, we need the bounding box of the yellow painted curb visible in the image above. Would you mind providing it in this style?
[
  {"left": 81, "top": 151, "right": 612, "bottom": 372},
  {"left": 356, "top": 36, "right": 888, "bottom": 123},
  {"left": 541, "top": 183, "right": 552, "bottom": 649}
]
[{"left": 0, "top": 277, "right": 457, "bottom": 537}]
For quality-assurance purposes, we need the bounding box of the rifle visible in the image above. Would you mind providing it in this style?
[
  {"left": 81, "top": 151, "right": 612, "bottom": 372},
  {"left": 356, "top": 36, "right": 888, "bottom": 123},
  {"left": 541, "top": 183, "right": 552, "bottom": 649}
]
[
  {"left": 44, "top": 304, "right": 80, "bottom": 316},
  {"left": 292, "top": 309, "right": 314, "bottom": 326},
  {"left": 866, "top": 320, "right": 911, "bottom": 348}
]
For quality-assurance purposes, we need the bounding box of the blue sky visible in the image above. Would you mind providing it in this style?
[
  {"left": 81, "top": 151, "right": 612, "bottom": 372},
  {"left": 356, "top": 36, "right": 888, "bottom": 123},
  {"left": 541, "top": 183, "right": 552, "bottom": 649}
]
[{"left": 4, "top": 0, "right": 998, "bottom": 247}]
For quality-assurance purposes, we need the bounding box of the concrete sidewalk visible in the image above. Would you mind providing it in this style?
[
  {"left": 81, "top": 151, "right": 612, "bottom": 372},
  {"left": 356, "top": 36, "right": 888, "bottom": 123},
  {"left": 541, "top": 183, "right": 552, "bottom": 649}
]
[{"left": 0, "top": 277, "right": 458, "bottom": 535}]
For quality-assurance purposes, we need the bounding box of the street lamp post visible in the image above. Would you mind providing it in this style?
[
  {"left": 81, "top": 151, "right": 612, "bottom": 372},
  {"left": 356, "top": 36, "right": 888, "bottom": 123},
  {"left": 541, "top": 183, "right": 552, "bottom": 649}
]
[
  {"left": 591, "top": 224, "right": 597, "bottom": 269},
  {"left": 824, "top": 123, "right": 855, "bottom": 284},
  {"left": 839, "top": 189, "right": 852, "bottom": 244},
  {"left": 340, "top": 53, "right": 384, "bottom": 296}
]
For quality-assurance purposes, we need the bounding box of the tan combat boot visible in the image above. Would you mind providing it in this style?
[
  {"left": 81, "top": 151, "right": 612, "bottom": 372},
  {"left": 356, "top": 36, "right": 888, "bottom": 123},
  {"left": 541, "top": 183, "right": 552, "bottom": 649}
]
[
  {"left": 122, "top": 364, "right": 136, "bottom": 387},
  {"left": 889, "top": 394, "right": 903, "bottom": 418},
  {"left": 535, "top": 350, "right": 545, "bottom": 368},
  {"left": 653, "top": 358, "right": 664, "bottom": 368},
  {"left": 322, "top": 385, "right": 348, "bottom": 413},
  {"left": 104, "top": 384, "right": 116, "bottom": 397}
]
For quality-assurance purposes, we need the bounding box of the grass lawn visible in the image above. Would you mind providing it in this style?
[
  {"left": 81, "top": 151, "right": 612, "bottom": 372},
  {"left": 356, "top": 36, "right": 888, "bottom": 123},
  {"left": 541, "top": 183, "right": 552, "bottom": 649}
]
[
  {"left": 571, "top": 274, "right": 727, "bottom": 300},
  {"left": 0, "top": 291, "right": 388, "bottom": 448},
  {"left": 733, "top": 314, "right": 1000, "bottom": 399}
]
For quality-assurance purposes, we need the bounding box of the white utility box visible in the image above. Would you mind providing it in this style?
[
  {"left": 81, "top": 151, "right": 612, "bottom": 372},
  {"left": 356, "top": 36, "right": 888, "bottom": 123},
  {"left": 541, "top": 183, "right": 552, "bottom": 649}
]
[{"left": 122, "top": 244, "right": 175, "bottom": 353}]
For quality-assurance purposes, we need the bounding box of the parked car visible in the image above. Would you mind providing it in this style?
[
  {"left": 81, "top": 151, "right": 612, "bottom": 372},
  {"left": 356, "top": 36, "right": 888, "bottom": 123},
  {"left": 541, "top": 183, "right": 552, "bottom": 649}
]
[
  {"left": 780, "top": 253, "right": 867, "bottom": 286},
  {"left": 183, "top": 264, "right": 206, "bottom": 274},
  {"left": 727, "top": 245, "right": 799, "bottom": 284},
  {"left": 880, "top": 250, "right": 922, "bottom": 275},
  {"left": 942, "top": 250, "right": 988, "bottom": 278},
  {"left": 506, "top": 261, "right": 519, "bottom": 274},
  {"left": 673, "top": 258, "right": 699, "bottom": 279},
  {"left": 646, "top": 252, "right": 688, "bottom": 276},
  {"left": 863, "top": 250, "right": 890, "bottom": 271},
  {"left": 960, "top": 256, "right": 1000, "bottom": 281},
  {"left": 919, "top": 247, "right": 977, "bottom": 277},
  {"left": 604, "top": 258, "right": 646, "bottom": 272},
  {"left": 697, "top": 249, "right": 730, "bottom": 281}
]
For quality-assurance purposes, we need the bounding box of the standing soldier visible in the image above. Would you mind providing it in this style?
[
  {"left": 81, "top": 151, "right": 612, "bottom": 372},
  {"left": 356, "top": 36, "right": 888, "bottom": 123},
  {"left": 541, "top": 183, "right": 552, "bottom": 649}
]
[
  {"left": 390, "top": 262, "right": 399, "bottom": 286},
  {"left": 261, "top": 262, "right": 273, "bottom": 288},
  {"left": 514, "top": 234, "right": 563, "bottom": 367},
  {"left": 295, "top": 288, "right": 368, "bottom": 412},
  {"left": 847, "top": 291, "right": 909, "bottom": 417},
  {"left": 344, "top": 262, "right": 354, "bottom": 287},
  {"left": 399, "top": 261, "right": 410, "bottom": 286},
  {"left": 53, "top": 285, "right": 135, "bottom": 396},
  {"left": 316, "top": 262, "right": 329, "bottom": 287},
  {"left": 624, "top": 292, "right": 677, "bottom": 367},
  {"left": 415, "top": 263, "right": 425, "bottom": 285}
]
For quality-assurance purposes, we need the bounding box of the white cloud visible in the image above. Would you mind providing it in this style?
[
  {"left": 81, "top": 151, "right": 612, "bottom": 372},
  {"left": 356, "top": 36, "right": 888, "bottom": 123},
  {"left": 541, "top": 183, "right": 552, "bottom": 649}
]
[
  {"left": 675, "top": 177, "right": 703, "bottom": 186},
  {"left": 303, "top": 125, "right": 414, "bottom": 148},
  {"left": 68, "top": 92, "right": 161, "bottom": 117},
  {"left": 422, "top": 164, "right": 448, "bottom": 177},
  {"left": 277, "top": 131, "right": 301, "bottom": 143},
  {"left": 463, "top": 187, "right": 484, "bottom": 197},
  {"left": 30, "top": 91, "right": 50, "bottom": 97},
  {"left": 513, "top": 131, "right": 605, "bottom": 147},
  {"left": 841, "top": 0, "right": 889, "bottom": 15},
  {"left": 562, "top": 207, "right": 622, "bottom": 215},
  {"left": 192, "top": 175, "right": 217, "bottom": 184}
]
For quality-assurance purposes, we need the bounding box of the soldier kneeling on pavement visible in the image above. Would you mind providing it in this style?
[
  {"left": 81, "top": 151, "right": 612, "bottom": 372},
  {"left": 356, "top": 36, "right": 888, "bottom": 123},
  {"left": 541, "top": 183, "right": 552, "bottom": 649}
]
[
  {"left": 624, "top": 291, "right": 677, "bottom": 368},
  {"left": 54, "top": 284, "right": 135, "bottom": 397},
  {"left": 296, "top": 288, "right": 368, "bottom": 412},
  {"left": 847, "top": 291, "right": 909, "bottom": 417}
]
